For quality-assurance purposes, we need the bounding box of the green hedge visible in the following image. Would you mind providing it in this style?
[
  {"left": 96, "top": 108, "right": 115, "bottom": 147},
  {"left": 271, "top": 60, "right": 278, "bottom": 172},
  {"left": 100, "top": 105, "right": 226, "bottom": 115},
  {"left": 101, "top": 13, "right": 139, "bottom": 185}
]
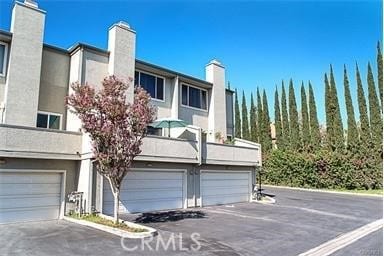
[{"left": 263, "top": 149, "right": 382, "bottom": 190}]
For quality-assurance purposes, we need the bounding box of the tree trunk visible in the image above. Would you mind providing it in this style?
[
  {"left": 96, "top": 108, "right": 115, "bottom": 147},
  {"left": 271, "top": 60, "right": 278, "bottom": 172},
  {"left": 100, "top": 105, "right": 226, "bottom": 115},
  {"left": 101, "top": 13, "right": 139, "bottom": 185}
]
[
  {"left": 106, "top": 177, "right": 120, "bottom": 224},
  {"left": 113, "top": 190, "right": 119, "bottom": 224}
]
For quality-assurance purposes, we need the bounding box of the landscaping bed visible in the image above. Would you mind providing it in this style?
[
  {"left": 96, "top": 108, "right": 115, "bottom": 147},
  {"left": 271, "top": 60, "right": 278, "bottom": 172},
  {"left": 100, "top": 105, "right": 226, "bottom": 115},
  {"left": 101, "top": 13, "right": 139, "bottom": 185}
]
[
  {"left": 64, "top": 213, "right": 157, "bottom": 238},
  {"left": 68, "top": 213, "right": 147, "bottom": 233}
]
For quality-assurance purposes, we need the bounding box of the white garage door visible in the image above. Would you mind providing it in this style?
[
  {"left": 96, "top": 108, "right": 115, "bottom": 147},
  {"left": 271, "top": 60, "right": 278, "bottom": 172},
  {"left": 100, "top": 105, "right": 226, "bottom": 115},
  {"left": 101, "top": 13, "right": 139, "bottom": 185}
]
[
  {"left": 0, "top": 171, "right": 63, "bottom": 224},
  {"left": 201, "top": 171, "right": 251, "bottom": 206},
  {"left": 103, "top": 170, "right": 185, "bottom": 214}
]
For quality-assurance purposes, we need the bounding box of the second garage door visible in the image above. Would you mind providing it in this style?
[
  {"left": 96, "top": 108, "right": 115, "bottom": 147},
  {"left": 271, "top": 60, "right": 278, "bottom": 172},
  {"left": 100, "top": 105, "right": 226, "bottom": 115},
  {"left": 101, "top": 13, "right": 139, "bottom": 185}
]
[
  {"left": 201, "top": 171, "right": 251, "bottom": 206},
  {"left": 103, "top": 170, "right": 186, "bottom": 214}
]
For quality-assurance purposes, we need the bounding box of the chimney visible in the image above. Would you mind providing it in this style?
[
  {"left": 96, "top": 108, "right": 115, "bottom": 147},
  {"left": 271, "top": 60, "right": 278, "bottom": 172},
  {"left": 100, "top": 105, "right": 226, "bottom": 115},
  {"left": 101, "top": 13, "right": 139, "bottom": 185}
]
[
  {"left": 108, "top": 21, "right": 136, "bottom": 102},
  {"left": 206, "top": 59, "right": 227, "bottom": 142},
  {"left": 3, "top": 0, "right": 45, "bottom": 126}
]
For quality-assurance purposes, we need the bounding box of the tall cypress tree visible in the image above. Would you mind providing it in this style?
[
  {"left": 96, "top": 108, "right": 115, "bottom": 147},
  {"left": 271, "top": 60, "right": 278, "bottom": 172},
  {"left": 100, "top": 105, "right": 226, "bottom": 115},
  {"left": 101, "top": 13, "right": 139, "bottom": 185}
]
[
  {"left": 356, "top": 64, "right": 371, "bottom": 143},
  {"left": 324, "top": 73, "right": 333, "bottom": 147},
  {"left": 281, "top": 81, "right": 290, "bottom": 149},
  {"left": 262, "top": 90, "right": 272, "bottom": 151},
  {"left": 274, "top": 86, "right": 282, "bottom": 149},
  {"left": 234, "top": 89, "right": 241, "bottom": 138},
  {"left": 377, "top": 42, "right": 383, "bottom": 107},
  {"left": 288, "top": 79, "right": 300, "bottom": 150},
  {"left": 343, "top": 65, "right": 359, "bottom": 148},
  {"left": 367, "top": 62, "right": 382, "bottom": 150},
  {"left": 300, "top": 82, "right": 310, "bottom": 149},
  {"left": 249, "top": 93, "right": 258, "bottom": 142},
  {"left": 241, "top": 91, "right": 250, "bottom": 140},
  {"left": 329, "top": 65, "right": 344, "bottom": 150},
  {"left": 257, "top": 88, "right": 263, "bottom": 144},
  {"left": 308, "top": 81, "right": 321, "bottom": 149}
]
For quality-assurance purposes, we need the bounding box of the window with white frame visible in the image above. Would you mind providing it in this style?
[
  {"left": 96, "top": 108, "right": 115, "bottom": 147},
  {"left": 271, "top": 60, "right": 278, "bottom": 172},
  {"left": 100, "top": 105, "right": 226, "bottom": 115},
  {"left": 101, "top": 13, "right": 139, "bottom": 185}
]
[
  {"left": 36, "top": 112, "right": 62, "bottom": 130},
  {"left": 0, "top": 42, "right": 8, "bottom": 76},
  {"left": 134, "top": 71, "right": 164, "bottom": 100},
  {"left": 181, "top": 84, "right": 207, "bottom": 110}
]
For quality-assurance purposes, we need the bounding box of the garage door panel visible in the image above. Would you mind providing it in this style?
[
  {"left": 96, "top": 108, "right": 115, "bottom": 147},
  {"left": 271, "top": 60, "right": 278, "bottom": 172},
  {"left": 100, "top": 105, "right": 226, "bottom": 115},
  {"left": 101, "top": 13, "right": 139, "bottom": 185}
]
[
  {"left": 103, "top": 198, "right": 183, "bottom": 215},
  {"left": 0, "top": 195, "right": 61, "bottom": 209},
  {"left": 0, "top": 172, "right": 63, "bottom": 224},
  {"left": 0, "top": 183, "right": 61, "bottom": 196},
  {"left": 202, "top": 186, "right": 249, "bottom": 196},
  {"left": 127, "top": 171, "right": 183, "bottom": 180},
  {"left": 0, "top": 207, "right": 61, "bottom": 224},
  {"left": 201, "top": 171, "right": 250, "bottom": 206},
  {"left": 103, "top": 170, "right": 185, "bottom": 214},
  {"left": 0, "top": 173, "right": 61, "bottom": 184},
  {"left": 202, "top": 194, "right": 250, "bottom": 206},
  {"left": 202, "top": 172, "right": 249, "bottom": 180},
  {"left": 202, "top": 179, "right": 249, "bottom": 187},
  {"left": 104, "top": 180, "right": 182, "bottom": 191},
  {"left": 103, "top": 189, "right": 183, "bottom": 202}
]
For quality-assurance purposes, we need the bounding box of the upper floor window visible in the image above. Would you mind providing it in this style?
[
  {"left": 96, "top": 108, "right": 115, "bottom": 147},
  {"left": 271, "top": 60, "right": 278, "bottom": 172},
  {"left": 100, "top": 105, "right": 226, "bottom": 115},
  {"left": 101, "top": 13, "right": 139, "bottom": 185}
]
[
  {"left": 181, "top": 84, "right": 207, "bottom": 110},
  {"left": 36, "top": 111, "right": 62, "bottom": 130},
  {"left": 135, "top": 71, "right": 164, "bottom": 101},
  {"left": 0, "top": 42, "right": 8, "bottom": 76}
]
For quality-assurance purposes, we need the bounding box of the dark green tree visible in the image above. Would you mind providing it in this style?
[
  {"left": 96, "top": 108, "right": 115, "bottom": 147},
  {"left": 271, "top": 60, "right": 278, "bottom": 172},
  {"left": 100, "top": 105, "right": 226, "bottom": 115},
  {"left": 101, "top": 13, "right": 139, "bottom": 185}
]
[
  {"left": 262, "top": 90, "right": 272, "bottom": 151},
  {"left": 257, "top": 88, "right": 263, "bottom": 144},
  {"left": 308, "top": 81, "right": 321, "bottom": 149},
  {"left": 300, "top": 82, "right": 310, "bottom": 149},
  {"left": 234, "top": 89, "right": 241, "bottom": 138},
  {"left": 249, "top": 93, "right": 258, "bottom": 142},
  {"left": 377, "top": 42, "right": 383, "bottom": 107},
  {"left": 324, "top": 73, "right": 332, "bottom": 146},
  {"left": 343, "top": 65, "right": 359, "bottom": 148},
  {"left": 281, "top": 81, "right": 290, "bottom": 149},
  {"left": 274, "top": 86, "right": 282, "bottom": 149},
  {"left": 241, "top": 91, "right": 250, "bottom": 140},
  {"left": 356, "top": 64, "right": 371, "bottom": 143},
  {"left": 329, "top": 65, "right": 344, "bottom": 150},
  {"left": 367, "top": 62, "right": 382, "bottom": 151},
  {"left": 288, "top": 79, "right": 300, "bottom": 150}
]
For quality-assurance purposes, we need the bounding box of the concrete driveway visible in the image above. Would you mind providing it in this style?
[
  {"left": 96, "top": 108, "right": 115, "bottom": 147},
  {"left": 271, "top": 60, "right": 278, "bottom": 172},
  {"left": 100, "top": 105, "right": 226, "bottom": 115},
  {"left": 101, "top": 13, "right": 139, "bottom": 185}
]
[{"left": 0, "top": 186, "right": 382, "bottom": 256}]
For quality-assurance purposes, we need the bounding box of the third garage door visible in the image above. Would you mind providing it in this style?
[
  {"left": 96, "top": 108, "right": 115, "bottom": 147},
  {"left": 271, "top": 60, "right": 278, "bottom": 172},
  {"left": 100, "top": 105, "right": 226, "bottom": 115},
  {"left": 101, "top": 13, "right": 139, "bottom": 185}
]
[
  {"left": 201, "top": 171, "right": 251, "bottom": 206},
  {"left": 103, "top": 170, "right": 186, "bottom": 214}
]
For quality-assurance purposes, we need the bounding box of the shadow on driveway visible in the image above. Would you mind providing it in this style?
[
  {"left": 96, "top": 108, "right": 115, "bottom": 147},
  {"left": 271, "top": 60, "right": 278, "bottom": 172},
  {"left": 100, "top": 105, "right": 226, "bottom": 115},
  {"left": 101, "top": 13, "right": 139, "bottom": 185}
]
[{"left": 134, "top": 210, "right": 206, "bottom": 224}]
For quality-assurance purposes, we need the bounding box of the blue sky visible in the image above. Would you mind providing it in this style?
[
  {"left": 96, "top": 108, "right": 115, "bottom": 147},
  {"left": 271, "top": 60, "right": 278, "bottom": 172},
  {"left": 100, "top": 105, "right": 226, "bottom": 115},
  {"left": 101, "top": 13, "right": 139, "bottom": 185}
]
[{"left": 0, "top": 0, "right": 382, "bottom": 125}]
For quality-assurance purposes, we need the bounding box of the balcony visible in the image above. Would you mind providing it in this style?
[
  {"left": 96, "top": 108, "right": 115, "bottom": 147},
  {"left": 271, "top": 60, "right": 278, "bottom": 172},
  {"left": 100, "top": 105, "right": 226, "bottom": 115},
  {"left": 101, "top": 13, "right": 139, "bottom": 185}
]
[
  {"left": 203, "top": 141, "right": 261, "bottom": 166},
  {"left": 137, "top": 135, "right": 261, "bottom": 166},
  {"left": 137, "top": 135, "right": 199, "bottom": 163},
  {"left": 0, "top": 124, "right": 82, "bottom": 160}
]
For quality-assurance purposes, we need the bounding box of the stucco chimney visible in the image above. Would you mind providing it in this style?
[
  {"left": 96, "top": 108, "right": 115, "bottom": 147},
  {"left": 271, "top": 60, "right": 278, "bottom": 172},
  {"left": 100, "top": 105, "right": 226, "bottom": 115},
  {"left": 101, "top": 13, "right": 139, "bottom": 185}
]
[
  {"left": 3, "top": 0, "right": 45, "bottom": 126},
  {"left": 206, "top": 59, "right": 227, "bottom": 142},
  {"left": 108, "top": 21, "right": 136, "bottom": 102}
]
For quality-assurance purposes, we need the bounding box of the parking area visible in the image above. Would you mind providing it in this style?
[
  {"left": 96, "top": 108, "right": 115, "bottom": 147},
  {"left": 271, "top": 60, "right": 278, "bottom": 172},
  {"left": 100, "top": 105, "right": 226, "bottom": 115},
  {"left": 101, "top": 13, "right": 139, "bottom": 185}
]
[{"left": 0, "top": 186, "right": 382, "bottom": 256}]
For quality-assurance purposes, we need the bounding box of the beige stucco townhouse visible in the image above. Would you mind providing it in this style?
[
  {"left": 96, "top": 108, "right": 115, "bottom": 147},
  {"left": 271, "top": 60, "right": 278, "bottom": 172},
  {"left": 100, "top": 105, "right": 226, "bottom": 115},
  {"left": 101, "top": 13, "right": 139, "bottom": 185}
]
[{"left": 0, "top": 0, "right": 261, "bottom": 224}]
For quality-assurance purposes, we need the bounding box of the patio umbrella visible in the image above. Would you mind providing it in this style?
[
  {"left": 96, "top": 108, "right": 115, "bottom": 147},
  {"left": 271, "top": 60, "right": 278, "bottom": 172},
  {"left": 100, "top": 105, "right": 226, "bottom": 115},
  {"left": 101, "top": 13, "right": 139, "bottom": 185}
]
[{"left": 150, "top": 118, "right": 188, "bottom": 137}]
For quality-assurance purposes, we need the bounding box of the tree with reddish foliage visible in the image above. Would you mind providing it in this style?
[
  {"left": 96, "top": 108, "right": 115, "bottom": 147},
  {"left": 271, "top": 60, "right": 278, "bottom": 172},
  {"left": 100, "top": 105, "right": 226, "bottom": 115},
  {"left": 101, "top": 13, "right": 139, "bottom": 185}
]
[{"left": 67, "top": 76, "right": 156, "bottom": 223}]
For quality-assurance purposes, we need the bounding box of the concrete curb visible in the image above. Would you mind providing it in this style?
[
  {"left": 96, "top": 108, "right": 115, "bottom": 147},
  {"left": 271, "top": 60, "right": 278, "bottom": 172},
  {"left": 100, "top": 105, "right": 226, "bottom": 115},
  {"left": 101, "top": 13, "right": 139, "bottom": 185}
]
[
  {"left": 263, "top": 185, "right": 383, "bottom": 198},
  {"left": 63, "top": 215, "right": 157, "bottom": 239}
]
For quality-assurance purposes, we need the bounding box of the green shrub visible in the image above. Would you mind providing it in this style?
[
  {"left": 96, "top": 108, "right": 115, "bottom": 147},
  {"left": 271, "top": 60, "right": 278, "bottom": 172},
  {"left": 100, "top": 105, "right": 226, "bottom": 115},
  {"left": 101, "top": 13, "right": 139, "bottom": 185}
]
[{"left": 263, "top": 149, "right": 382, "bottom": 190}]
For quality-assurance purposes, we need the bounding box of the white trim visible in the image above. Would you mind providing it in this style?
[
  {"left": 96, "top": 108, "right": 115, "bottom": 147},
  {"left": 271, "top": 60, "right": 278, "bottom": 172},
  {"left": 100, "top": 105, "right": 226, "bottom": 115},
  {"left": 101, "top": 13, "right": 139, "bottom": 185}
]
[
  {"left": 0, "top": 169, "right": 67, "bottom": 220},
  {"left": 100, "top": 168, "right": 188, "bottom": 214},
  {"left": 135, "top": 70, "right": 165, "bottom": 102},
  {"left": 0, "top": 42, "right": 8, "bottom": 77},
  {"left": 200, "top": 170, "right": 252, "bottom": 207},
  {"left": 37, "top": 111, "right": 63, "bottom": 130},
  {"left": 180, "top": 83, "right": 208, "bottom": 112}
]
